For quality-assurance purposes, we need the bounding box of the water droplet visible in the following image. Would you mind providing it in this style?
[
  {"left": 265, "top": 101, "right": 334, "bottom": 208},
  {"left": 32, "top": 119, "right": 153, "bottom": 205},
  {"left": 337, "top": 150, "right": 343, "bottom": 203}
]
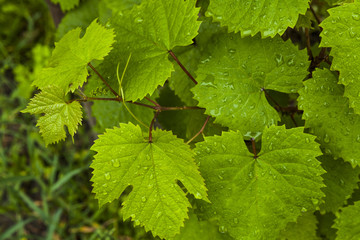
[
  {"left": 233, "top": 218, "right": 239, "bottom": 224},
  {"left": 195, "top": 192, "right": 202, "bottom": 198},
  {"left": 323, "top": 134, "right": 330, "bottom": 143},
  {"left": 349, "top": 28, "right": 357, "bottom": 38},
  {"left": 301, "top": 207, "right": 307, "bottom": 212},
  {"left": 248, "top": 171, "right": 253, "bottom": 178},
  {"left": 311, "top": 198, "right": 319, "bottom": 205},
  {"left": 305, "top": 137, "right": 310, "bottom": 143},
  {"left": 352, "top": 13, "right": 360, "bottom": 21},
  {"left": 135, "top": 17, "right": 143, "bottom": 23},
  {"left": 228, "top": 48, "right": 236, "bottom": 54},
  {"left": 356, "top": 135, "right": 360, "bottom": 142},
  {"left": 141, "top": 196, "right": 147, "bottom": 202},
  {"left": 156, "top": 212, "right": 162, "bottom": 218},
  {"left": 134, "top": 219, "right": 140, "bottom": 225},
  {"left": 219, "top": 225, "right": 227, "bottom": 233},
  {"left": 111, "top": 159, "right": 120, "bottom": 167},
  {"left": 268, "top": 142, "right": 273, "bottom": 151},
  {"left": 149, "top": 174, "right": 154, "bottom": 180},
  {"left": 339, "top": 179, "right": 345, "bottom": 186},
  {"left": 287, "top": 58, "right": 295, "bottom": 66},
  {"left": 275, "top": 54, "right": 284, "bottom": 66},
  {"left": 218, "top": 174, "right": 223, "bottom": 180},
  {"left": 205, "top": 147, "right": 211, "bottom": 153},
  {"left": 221, "top": 144, "right": 227, "bottom": 152},
  {"left": 104, "top": 172, "right": 111, "bottom": 180}
]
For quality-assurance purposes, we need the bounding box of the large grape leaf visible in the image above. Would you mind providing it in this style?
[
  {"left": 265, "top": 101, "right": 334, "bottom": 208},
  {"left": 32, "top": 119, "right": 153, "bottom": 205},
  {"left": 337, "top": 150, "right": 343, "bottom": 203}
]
[
  {"left": 206, "top": 0, "right": 310, "bottom": 37},
  {"left": 94, "top": 0, "right": 200, "bottom": 101},
  {"left": 192, "top": 33, "right": 309, "bottom": 136},
  {"left": 33, "top": 19, "right": 115, "bottom": 93},
  {"left": 90, "top": 123, "right": 208, "bottom": 239},
  {"left": 319, "top": 155, "right": 360, "bottom": 213},
  {"left": 320, "top": 1, "right": 360, "bottom": 113},
  {"left": 298, "top": 68, "right": 360, "bottom": 167},
  {"left": 195, "top": 125, "right": 325, "bottom": 239},
  {"left": 21, "top": 86, "right": 83, "bottom": 146},
  {"left": 334, "top": 200, "right": 360, "bottom": 240}
]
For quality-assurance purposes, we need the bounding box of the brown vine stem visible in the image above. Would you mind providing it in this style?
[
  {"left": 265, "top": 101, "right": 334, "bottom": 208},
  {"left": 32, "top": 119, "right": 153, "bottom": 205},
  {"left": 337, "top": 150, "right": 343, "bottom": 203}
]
[
  {"left": 251, "top": 138, "right": 258, "bottom": 159},
  {"left": 149, "top": 111, "right": 160, "bottom": 143},
  {"left": 88, "top": 63, "right": 120, "bottom": 98},
  {"left": 309, "top": 4, "right": 321, "bottom": 25},
  {"left": 145, "top": 97, "right": 160, "bottom": 107},
  {"left": 186, "top": 115, "right": 211, "bottom": 145},
  {"left": 305, "top": 28, "right": 313, "bottom": 60},
  {"left": 168, "top": 50, "right": 198, "bottom": 85}
]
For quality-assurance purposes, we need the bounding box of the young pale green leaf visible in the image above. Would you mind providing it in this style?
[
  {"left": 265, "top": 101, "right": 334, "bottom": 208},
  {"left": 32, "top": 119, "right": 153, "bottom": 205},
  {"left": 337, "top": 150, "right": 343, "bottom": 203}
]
[
  {"left": 206, "top": 0, "right": 310, "bottom": 37},
  {"left": 298, "top": 68, "right": 360, "bottom": 167},
  {"left": 51, "top": 0, "right": 79, "bottom": 12},
  {"left": 320, "top": 1, "right": 360, "bottom": 113},
  {"left": 21, "top": 86, "right": 82, "bottom": 146},
  {"left": 319, "top": 155, "right": 360, "bottom": 213},
  {"left": 90, "top": 123, "right": 208, "bottom": 239},
  {"left": 195, "top": 125, "right": 324, "bottom": 239},
  {"left": 334, "top": 201, "right": 360, "bottom": 240},
  {"left": 192, "top": 33, "right": 308, "bottom": 136},
  {"left": 95, "top": 0, "right": 201, "bottom": 101},
  {"left": 33, "top": 19, "right": 115, "bottom": 93}
]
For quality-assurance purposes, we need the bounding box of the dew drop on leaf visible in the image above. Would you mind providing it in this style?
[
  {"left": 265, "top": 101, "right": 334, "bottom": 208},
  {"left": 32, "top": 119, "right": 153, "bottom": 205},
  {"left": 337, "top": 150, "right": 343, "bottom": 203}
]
[
  {"left": 352, "top": 13, "right": 360, "bottom": 21},
  {"left": 221, "top": 144, "right": 227, "bottom": 152},
  {"left": 356, "top": 135, "right": 360, "bottom": 142},
  {"left": 323, "top": 134, "right": 330, "bottom": 143},
  {"left": 268, "top": 142, "right": 273, "bottom": 151},
  {"left": 104, "top": 172, "right": 111, "bottom": 180},
  {"left": 195, "top": 192, "right": 202, "bottom": 198},
  {"left": 134, "top": 17, "right": 143, "bottom": 23},
  {"left": 111, "top": 159, "right": 120, "bottom": 168},
  {"left": 311, "top": 198, "right": 319, "bottom": 206},
  {"left": 301, "top": 207, "right": 307, "bottom": 212},
  {"left": 305, "top": 137, "right": 310, "bottom": 143},
  {"left": 228, "top": 48, "right": 236, "bottom": 54},
  {"left": 219, "top": 225, "right": 227, "bottom": 233},
  {"left": 233, "top": 218, "right": 239, "bottom": 224},
  {"left": 141, "top": 196, "right": 147, "bottom": 202}
]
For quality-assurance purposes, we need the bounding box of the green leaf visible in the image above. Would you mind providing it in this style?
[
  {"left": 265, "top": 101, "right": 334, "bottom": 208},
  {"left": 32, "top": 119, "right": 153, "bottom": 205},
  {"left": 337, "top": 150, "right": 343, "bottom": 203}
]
[
  {"left": 319, "top": 155, "right": 360, "bottom": 213},
  {"left": 173, "top": 212, "right": 232, "bottom": 240},
  {"left": 22, "top": 86, "right": 83, "bottom": 146},
  {"left": 279, "top": 212, "right": 320, "bottom": 240},
  {"left": 90, "top": 123, "right": 208, "bottom": 239},
  {"left": 56, "top": 0, "right": 100, "bottom": 40},
  {"left": 206, "top": 0, "right": 310, "bottom": 37},
  {"left": 192, "top": 33, "right": 309, "bottom": 135},
  {"left": 298, "top": 68, "right": 360, "bottom": 167},
  {"left": 324, "top": 0, "right": 354, "bottom": 6},
  {"left": 51, "top": 0, "right": 79, "bottom": 12},
  {"left": 195, "top": 125, "right": 324, "bottom": 239},
  {"left": 334, "top": 200, "right": 360, "bottom": 240},
  {"left": 95, "top": 0, "right": 201, "bottom": 101},
  {"left": 320, "top": 1, "right": 360, "bottom": 113},
  {"left": 33, "top": 19, "right": 115, "bottom": 93}
]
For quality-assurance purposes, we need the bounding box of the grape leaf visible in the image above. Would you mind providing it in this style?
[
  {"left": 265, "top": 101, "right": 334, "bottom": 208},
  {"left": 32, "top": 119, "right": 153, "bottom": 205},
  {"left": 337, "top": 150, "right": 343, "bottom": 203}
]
[
  {"left": 90, "top": 123, "right": 208, "bottom": 239},
  {"left": 298, "top": 68, "right": 360, "bottom": 167},
  {"left": 173, "top": 212, "right": 232, "bottom": 240},
  {"left": 33, "top": 19, "right": 115, "bottom": 93},
  {"left": 51, "top": 0, "right": 79, "bottom": 12},
  {"left": 194, "top": 125, "right": 325, "bottom": 239},
  {"left": 206, "top": 0, "right": 310, "bottom": 37},
  {"left": 324, "top": 0, "right": 354, "bottom": 6},
  {"left": 320, "top": 1, "right": 360, "bottom": 113},
  {"left": 56, "top": 0, "right": 100, "bottom": 40},
  {"left": 192, "top": 33, "right": 308, "bottom": 136},
  {"left": 21, "top": 86, "right": 83, "bottom": 146},
  {"left": 279, "top": 212, "right": 320, "bottom": 240},
  {"left": 334, "top": 200, "right": 360, "bottom": 240},
  {"left": 94, "top": 0, "right": 201, "bottom": 101},
  {"left": 319, "top": 155, "right": 360, "bottom": 213}
]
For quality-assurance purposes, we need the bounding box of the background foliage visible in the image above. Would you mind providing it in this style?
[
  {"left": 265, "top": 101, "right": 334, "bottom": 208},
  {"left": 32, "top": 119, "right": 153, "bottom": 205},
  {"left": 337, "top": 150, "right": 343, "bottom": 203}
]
[{"left": 2, "top": 0, "right": 360, "bottom": 239}]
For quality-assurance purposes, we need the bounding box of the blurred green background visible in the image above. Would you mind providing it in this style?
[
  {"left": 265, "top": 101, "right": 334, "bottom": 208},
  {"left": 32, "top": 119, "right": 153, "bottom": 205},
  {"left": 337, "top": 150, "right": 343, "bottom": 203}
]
[{"left": 0, "top": 0, "right": 153, "bottom": 239}]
